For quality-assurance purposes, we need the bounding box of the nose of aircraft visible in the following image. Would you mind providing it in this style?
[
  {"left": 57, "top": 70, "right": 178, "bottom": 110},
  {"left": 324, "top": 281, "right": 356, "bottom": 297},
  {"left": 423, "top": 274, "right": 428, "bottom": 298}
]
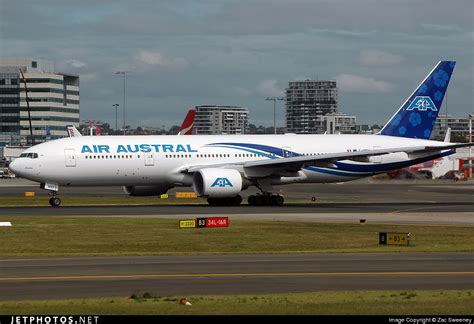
[{"left": 8, "top": 159, "right": 20, "bottom": 175}]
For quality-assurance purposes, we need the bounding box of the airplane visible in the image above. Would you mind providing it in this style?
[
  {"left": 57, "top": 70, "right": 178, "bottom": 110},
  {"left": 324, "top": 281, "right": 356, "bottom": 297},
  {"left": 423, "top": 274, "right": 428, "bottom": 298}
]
[
  {"left": 9, "top": 61, "right": 473, "bottom": 207},
  {"left": 67, "top": 125, "right": 82, "bottom": 137},
  {"left": 177, "top": 109, "right": 196, "bottom": 135}
]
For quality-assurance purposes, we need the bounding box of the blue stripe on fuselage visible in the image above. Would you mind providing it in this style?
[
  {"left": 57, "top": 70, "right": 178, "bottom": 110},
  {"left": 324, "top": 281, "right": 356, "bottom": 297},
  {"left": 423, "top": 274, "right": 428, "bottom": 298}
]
[
  {"left": 208, "top": 142, "right": 288, "bottom": 157},
  {"left": 208, "top": 145, "right": 279, "bottom": 159}
]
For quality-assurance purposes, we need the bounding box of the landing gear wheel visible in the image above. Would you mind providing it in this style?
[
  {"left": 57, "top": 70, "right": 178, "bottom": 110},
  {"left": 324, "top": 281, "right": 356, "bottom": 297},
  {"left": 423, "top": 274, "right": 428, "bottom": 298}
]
[
  {"left": 248, "top": 195, "right": 257, "bottom": 206},
  {"left": 248, "top": 194, "right": 284, "bottom": 206},
  {"left": 232, "top": 195, "right": 243, "bottom": 206},
  {"left": 49, "top": 197, "right": 61, "bottom": 207},
  {"left": 274, "top": 195, "right": 284, "bottom": 206}
]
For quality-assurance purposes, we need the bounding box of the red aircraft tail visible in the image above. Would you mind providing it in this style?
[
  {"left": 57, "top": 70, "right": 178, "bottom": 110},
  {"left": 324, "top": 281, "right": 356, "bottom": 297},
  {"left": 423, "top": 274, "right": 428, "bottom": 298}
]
[{"left": 177, "top": 109, "right": 196, "bottom": 135}]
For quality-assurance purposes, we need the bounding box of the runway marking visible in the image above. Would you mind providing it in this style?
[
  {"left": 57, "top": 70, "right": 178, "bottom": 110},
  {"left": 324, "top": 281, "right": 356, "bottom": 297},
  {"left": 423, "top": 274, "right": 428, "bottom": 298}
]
[
  {"left": 387, "top": 206, "right": 447, "bottom": 214},
  {"left": 1, "top": 271, "right": 473, "bottom": 282}
]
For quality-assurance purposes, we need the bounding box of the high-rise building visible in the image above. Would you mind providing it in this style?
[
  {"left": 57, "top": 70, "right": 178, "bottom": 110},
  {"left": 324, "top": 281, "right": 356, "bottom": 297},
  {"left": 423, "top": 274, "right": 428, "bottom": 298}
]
[
  {"left": 0, "top": 58, "right": 80, "bottom": 145},
  {"left": 322, "top": 112, "right": 357, "bottom": 134},
  {"left": 194, "top": 105, "right": 249, "bottom": 135},
  {"left": 285, "top": 80, "right": 337, "bottom": 134}
]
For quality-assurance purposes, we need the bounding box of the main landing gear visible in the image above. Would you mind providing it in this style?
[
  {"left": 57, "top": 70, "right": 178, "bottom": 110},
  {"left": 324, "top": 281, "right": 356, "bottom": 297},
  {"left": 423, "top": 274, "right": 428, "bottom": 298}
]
[
  {"left": 48, "top": 192, "right": 61, "bottom": 207},
  {"left": 247, "top": 194, "right": 284, "bottom": 206},
  {"left": 207, "top": 195, "right": 243, "bottom": 206}
]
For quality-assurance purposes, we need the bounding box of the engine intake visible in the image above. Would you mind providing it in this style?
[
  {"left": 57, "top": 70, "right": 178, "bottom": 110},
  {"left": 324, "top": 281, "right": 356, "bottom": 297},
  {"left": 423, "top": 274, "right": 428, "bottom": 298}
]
[{"left": 193, "top": 168, "right": 243, "bottom": 198}]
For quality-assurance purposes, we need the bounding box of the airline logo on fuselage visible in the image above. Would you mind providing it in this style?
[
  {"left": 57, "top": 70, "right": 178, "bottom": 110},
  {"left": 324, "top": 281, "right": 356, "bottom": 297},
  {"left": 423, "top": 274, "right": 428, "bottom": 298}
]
[
  {"left": 406, "top": 96, "right": 437, "bottom": 111},
  {"left": 211, "top": 178, "right": 233, "bottom": 188},
  {"left": 80, "top": 144, "right": 198, "bottom": 154}
]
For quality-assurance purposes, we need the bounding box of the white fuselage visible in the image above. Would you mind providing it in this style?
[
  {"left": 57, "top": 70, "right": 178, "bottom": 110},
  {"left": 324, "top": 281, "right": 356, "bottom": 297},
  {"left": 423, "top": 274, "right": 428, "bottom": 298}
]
[{"left": 10, "top": 134, "right": 451, "bottom": 189}]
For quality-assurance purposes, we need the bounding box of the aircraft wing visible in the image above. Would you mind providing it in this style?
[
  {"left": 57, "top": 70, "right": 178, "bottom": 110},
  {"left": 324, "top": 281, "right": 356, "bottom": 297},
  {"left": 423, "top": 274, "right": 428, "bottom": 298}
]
[
  {"left": 183, "top": 142, "right": 473, "bottom": 175},
  {"left": 243, "top": 142, "right": 473, "bottom": 170}
]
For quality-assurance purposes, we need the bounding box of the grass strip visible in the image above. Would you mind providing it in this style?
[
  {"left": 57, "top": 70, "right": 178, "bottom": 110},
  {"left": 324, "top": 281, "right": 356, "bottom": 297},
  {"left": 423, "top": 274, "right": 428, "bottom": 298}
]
[
  {"left": 0, "top": 217, "right": 472, "bottom": 256},
  {"left": 0, "top": 290, "right": 472, "bottom": 315}
]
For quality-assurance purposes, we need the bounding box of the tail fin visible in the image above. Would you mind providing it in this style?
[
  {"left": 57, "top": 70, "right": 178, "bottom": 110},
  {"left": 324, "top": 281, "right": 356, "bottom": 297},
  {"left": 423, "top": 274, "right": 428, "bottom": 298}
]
[
  {"left": 177, "top": 109, "right": 196, "bottom": 135},
  {"left": 379, "top": 61, "right": 455, "bottom": 139},
  {"left": 444, "top": 127, "right": 451, "bottom": 143},
  {"left": 66, "top": 125, "right": 82, "bottom": 137}
]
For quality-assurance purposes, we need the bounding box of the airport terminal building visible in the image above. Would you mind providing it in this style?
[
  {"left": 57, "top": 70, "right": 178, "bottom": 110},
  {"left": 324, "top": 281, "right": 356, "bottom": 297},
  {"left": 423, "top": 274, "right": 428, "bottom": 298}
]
[
  {"left": 431, "top": 115, "right": 472, "bottom": 141},
  {"left": 0, "top": 58, "right": 80, "bottom": 145}
]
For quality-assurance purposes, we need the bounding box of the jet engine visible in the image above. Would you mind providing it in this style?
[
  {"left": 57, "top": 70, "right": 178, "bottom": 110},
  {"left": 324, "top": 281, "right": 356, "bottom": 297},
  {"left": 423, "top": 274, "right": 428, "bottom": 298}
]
[
  {"left": 122, "top": 185, "right": 169, "bottom": 196},
  {"left": 193, "top": 168, "right": 244, "bottom": 198}
]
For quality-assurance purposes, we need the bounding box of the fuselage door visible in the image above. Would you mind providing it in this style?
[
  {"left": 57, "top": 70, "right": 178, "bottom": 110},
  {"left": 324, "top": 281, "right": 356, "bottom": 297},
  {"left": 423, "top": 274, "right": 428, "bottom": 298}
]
[
  {"left": 65, "top": 149, "right": 76, "bottom": 167},
  {"left": 145, "top": 152, "right": 154, "bottom": 166}
]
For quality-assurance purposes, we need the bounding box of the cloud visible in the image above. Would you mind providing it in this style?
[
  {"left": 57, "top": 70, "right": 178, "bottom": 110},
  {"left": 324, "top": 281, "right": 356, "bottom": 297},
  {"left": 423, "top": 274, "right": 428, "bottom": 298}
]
[
  {"left": 1, "top": 1, "right": 471, "bottom": 128},
  {"left": 359, "top": 50, "right": 403, "bottom": 66},
  {"left": 55, "top": 59, "right": 87, "bottom": 72},
  {"left": 233, "top": 87, "right": 252, "bottom": 97},
  {"left": 67, "top": 59, "right": 87, "bottom": 68},
  {"left": 335, "top": 74, "right": 395, "bottom": 93},
  {"left": 135, "top": 50, "right": 190, "bottom": 71},
  {"left": 421, "top": 23, "right": 463, "bottom": 33},
  {"left": 256, "top": 79, "right": 284, "bottom": 97},
  {"left": 80, "top": 73, "right": 99, "bottom": 82},
  {"left": 137, "top": 51, "right": 166, "bottom": 65}
]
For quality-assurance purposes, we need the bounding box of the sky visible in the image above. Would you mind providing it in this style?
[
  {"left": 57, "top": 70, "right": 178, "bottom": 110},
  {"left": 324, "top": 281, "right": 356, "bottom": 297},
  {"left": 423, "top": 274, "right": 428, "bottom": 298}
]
[{"left": 0, "top": 0, "right": 473, "bottom": 129}]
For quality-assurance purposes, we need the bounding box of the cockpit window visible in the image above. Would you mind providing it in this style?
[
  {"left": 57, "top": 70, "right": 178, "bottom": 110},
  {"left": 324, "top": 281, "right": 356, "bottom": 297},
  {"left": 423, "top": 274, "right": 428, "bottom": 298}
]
[{"left": 20, "top": 153, "right": 38, "bottom": 159}]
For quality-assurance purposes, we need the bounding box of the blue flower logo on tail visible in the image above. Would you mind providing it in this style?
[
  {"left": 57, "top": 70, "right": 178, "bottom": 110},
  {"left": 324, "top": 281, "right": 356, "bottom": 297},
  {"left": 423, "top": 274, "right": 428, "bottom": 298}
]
[{"left": 433, "top": 69, "right": 449, "bottom": 87}]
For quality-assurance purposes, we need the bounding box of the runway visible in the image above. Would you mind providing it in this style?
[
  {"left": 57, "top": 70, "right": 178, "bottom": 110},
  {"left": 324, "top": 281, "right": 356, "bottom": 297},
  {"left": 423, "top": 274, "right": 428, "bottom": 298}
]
[
  {"left": 1, "top": 203, "right": 473, "bottom": 226},
  {"left": 1, "top": 253, "right": 472, "bottom": 300},
  {"left": 1, "top": 179, "right": 473, "bottom": 225},
  {"left": 1, "top": 178, "right": 474, "bottom": 204}
]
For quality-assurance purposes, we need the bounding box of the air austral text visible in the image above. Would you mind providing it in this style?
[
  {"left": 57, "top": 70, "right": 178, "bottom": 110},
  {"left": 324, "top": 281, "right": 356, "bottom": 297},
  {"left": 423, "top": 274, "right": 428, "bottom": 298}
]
[{"left": 81, "top": 144, "right": 198, "bottom": 154}]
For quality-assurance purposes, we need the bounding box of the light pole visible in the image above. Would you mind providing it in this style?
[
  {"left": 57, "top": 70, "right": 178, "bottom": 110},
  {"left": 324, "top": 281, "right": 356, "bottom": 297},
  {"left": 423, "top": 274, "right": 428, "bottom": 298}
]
[
  {"left": 115, "top": 71, "right": 128, "bottom": 134},
  {"left": 469, "top": 114, "right": 473, "bottom": 179},
  {"left": 112, "top": 104, "right": 119, "bottom": 131},
  {"left": 265, "top": 97, "right": 285, "bottom": 134}
]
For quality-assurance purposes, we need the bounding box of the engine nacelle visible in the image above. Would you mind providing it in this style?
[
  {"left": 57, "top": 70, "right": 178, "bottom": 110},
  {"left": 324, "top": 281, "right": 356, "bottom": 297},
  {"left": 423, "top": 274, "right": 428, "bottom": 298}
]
[
  {"left": 123, "top": 185, "right": 169, "bottom": 196},
  {"left": 193, "top": 168, "right": 243, "bottom": 198}
]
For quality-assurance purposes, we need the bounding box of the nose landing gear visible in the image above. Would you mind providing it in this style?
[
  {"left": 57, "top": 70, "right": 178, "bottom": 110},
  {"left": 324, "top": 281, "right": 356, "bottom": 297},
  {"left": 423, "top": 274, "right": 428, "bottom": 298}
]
[
  {"left": 49, "top": 196, "right": 61, "bottom": 207},
  {"left": 40, "top": 182, "right": 61, "bottom": 207}
]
